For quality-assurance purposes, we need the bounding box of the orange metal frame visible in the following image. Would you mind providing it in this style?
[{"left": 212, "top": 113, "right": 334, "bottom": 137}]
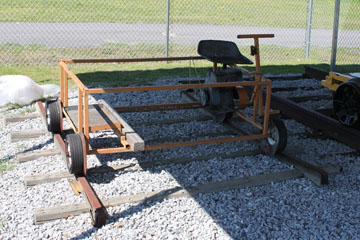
[{"left": 59, "top": 34, "right": 274, "bottom": 155}]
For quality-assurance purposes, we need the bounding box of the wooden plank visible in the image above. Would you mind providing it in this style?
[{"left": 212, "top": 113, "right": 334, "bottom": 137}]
[
  {"left": 17, "top": 149, "right": 61, "bottom": 163},
  {"left": 24, "top": 164, "right": 134, "bottom": 186},
  {"left": 11, "top": 129, "right": 49, "bottom": 142},
  {"left": 33, "top": 164, "right": 341, "bottom": 224},
  {"left": 104, "top": 170, "right": 304, "bottom": 207},
  {"left": 4, "top": 112, "right": 39, "bottom": 125},
  {"left": 25, "top": 149, "right": 261, "bottom": 186},
  {"left": 65, "top": 105, "right": 121, "bottom": 130},
  {"left": 34, "top": 202, "right": 90, "bottom": 224},
  {"left": 138, "top": 149, "right": 263, "bottom": 168},
  {"left": 99, "top": 99, "right": 144, "bottom": 151},
  {"left": 24, "top": 171, "right": 75, "bottom": 186}
]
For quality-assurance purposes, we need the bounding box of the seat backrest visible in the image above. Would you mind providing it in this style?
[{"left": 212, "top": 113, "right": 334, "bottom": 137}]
[{"left": 197, "top": 40, "right": 253, "bottom": 65}]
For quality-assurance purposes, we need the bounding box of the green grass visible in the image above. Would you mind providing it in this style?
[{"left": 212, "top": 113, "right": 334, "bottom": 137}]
[
  {"left": 0, "top": 96, "right": 30, "bottom": 113},
  {"left": 1, "top": 41, "right": 359, "bottom": 67},
  {"left": 16, "top": 144, "right": 27, "bottom": 153},
  {"left": 2, "top": 102, "right": 36, "bottom": 112},
  {"left": 0, "top": 0, "right": 359, "bottom": 30},
  {"left": 0, "top": 220, "right": 5, "bottom": 231},
  {"left": 0, "top": 161, "right": 15, "bottom": 173},
  {"left": 1, "top": 60, "right": 359, "bottom": 89},
  {"left": 0, "top": 43, "right": 359, "bottom": 88},
  {"left": 0, "top": 64, "right": 59, "bottom": 84}
]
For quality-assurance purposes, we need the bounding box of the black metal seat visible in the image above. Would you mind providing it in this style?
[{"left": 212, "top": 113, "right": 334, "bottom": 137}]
[{"left": 197, "top": 40, "right": 253, "bottom": 65}]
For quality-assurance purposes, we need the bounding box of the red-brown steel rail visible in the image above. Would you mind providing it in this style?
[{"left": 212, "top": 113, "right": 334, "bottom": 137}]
[{"left": 36, "top": 101, "right": 107, "bottom": 227}]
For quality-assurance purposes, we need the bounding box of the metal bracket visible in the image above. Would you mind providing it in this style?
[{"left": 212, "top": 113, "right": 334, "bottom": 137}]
[{"left": 250, "top": 46, "right": 257, "bottom": 56}]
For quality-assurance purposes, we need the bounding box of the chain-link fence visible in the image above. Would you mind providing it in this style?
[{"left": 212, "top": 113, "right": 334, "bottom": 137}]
[
  {"left": 0, "top": 0, "right": 358, "bottom": 66},
  {"left": 335, "top": 1, "right": 360, "bottom": 65}
]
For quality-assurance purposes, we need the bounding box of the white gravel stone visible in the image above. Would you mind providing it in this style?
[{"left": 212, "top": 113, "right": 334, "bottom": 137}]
[{"left": 0, "top": 75, "right": 359, "bottom": 239}]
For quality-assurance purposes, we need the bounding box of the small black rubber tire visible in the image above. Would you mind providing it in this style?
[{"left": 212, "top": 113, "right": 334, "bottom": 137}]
[
  {"left": 65, "top": 134, "right": 85, "bottom": 175},
  {"left": 333, "top": 78, "right": 360, "bottom": 126},
  {"left": 267, "top": 118, "right": 287, "bottom": 155},
  {"left": 200, "top": 89, "right": 210, "bottom": 106},
  {"left": 44, "top": 100, "right": 53, "bottom": 131},
  {"left": 46, "top": 99, "right": 62, "bottom": 134}
]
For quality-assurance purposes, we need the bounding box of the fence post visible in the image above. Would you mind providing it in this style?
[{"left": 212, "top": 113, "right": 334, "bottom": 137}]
[
  {"left": 165, "top": 0, "right": 170, "bottom": 58},
  {"left": 330, "top": 0, "right": 341, "bottom": 72},
  {"left": 305, "top": 0, "right": 313, "bottom": 59}
]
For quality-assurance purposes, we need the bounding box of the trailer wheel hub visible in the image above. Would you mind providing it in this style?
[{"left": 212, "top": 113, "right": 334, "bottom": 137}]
[{"left": 333, "top": 77, "right": 360, "bottom": 126}]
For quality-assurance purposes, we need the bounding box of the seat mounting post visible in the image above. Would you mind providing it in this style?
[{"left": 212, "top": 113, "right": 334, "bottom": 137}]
[
  {"left": 213, "top": 62, "right": 217, "bottom": 72},
  {"left": 237, "top": 34, "right": 275, "bottom": 119}
]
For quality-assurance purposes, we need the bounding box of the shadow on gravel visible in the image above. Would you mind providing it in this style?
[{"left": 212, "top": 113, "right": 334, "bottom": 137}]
[
  {"left": 76, "top": 67, "right": 209, "bottom": 88},
  {"left": 75, "top": 64, "right": 360, "bottom": 88},
  {"left": 68, "top": 64, "right": 360, "bottom": 238},
  {"left": 72, "top": 69, "right": 263, "bottom": 238},
  {"left": 69, "top": 226, "right": 99, "bottom": 240},
  {"left": 21, "top": 138, "right": 53, "bottom": 153},
  {"left": 107, "top": 187, "right": 182, "bottom": 222},
  {"left": 2, "top": 138, "right": 53, "bottom": 162},
  {"left": 70, "top": 188, "right": 179, "bottom": 240}
]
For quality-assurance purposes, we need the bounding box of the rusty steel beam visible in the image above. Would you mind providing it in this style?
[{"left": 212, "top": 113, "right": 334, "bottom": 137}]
[
  {"left": 62, "top": 56, "right": 204, "bottom": 64},
  {"left": 36, "top": 101, "right": 46, "bottom": 118},
  {"left": 304, "top": 65, "right": 329, "bottom": 80},
  {"left": 115, "top": 102, "right": 203, "bottom": 113},
  {"left": 37, "top": 101, "right": 107, "bottom": 227},
  {"left": 278, "top": 151, "right": 328, "bottom": 186},
  {"left": 270, "top": 93, "right": 360, "bottom": 152},
  {"left": 54, "top": 133, "right": 107, "bottom": 227},
  {"left": 77, "top": 176, "right": 107, "bottom": 228}
]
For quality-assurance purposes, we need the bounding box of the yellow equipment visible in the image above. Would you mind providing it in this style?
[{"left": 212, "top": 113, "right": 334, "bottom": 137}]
[
  {"left": 321, "top": 72, "right": 352, "bottom": 91},
  {"left": 322, "top": 72, "right": 360, "bottom": 126}
]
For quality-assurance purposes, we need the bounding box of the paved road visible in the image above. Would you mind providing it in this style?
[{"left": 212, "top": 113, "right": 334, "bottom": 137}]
[{"left": 0, "top": 22, "right": 358, "bottom": 48}]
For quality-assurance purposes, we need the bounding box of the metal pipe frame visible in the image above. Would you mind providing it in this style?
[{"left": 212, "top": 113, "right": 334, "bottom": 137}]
[
  {"left": 237, "top": 34, "right": 274, "bottom": 122},
  {"left": 59, "top": 54, "right": 273, "bottom": 156}
]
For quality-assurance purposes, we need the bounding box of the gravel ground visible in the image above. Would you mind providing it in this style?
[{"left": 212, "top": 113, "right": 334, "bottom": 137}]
[{"left": 0, "top": 76, "right": 360, "bottom": 239}]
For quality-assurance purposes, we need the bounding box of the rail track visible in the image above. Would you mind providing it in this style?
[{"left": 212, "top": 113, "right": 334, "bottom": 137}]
[
  {"left": 7, "top": 83, "right": 347, "bottom": 226},
  {"left": 267, "top": 68, "right": 360, "bottom": 152}
]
